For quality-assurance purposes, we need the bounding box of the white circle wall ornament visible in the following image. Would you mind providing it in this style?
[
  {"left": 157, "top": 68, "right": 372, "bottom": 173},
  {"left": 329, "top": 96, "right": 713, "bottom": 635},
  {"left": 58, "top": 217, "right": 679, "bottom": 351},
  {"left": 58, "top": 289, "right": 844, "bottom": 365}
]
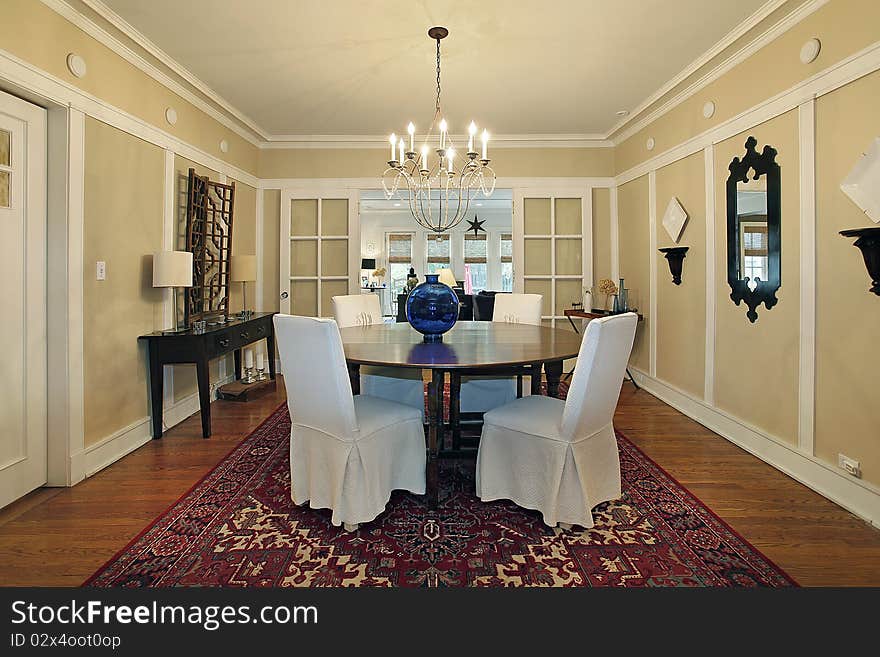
[
  {"left": 66, "top": 53, "right": 87, "bottom": 78},
  {"left": 646, "top": 137, "right": 655, "bottom": 151},
  {"left": 164, "top": 107, "right": 178, "bottom": 125},
  {"left": 219, "top": 139, "right": 229, "bottom": 153},
  {"left": 800, "top": 38, "right": 821, "bottom": 64},
  {"left": 702, "top": 101, "right": 716, "bottom": 119}
]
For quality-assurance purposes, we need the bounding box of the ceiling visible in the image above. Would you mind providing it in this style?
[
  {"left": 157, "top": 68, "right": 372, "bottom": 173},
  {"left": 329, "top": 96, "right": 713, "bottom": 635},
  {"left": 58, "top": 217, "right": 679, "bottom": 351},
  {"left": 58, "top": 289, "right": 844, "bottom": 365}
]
[{"left": 101, "top": 0, "right": 768, "bottom": 138}]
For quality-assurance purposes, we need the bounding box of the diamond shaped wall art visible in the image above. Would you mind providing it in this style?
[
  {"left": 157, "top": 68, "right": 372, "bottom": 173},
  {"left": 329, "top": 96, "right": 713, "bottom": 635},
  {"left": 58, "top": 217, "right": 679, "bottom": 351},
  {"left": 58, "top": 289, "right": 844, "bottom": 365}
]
[
  {"left": 662, "top": 197, "right": 689, "bottom": 243},
  {"left": 840, "top": 137, "right": 880, "bottom": 223}
]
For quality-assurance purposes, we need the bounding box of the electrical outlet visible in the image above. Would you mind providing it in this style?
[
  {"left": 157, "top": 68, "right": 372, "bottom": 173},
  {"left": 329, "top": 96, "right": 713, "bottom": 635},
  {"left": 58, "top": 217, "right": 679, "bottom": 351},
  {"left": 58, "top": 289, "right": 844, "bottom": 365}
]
[
  {"left": 96, "top": 261, "right": 106, "bottom": 281},
  {"left": 838, "top": 454, "right": 861, "bottom": 478}
]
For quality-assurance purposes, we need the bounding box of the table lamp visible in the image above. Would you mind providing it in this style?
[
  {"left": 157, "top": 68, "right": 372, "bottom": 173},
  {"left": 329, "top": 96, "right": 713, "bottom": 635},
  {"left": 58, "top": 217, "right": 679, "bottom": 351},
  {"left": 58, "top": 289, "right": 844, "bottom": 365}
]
[
  {"left": 437, "top": 267, "right": 458, "bottom": 289},
  {"left": 153, "top": 250, "right": 193, "bottom": 332},
  {"left": 231, "top": 254, "right": 257, "bottom": 316}
]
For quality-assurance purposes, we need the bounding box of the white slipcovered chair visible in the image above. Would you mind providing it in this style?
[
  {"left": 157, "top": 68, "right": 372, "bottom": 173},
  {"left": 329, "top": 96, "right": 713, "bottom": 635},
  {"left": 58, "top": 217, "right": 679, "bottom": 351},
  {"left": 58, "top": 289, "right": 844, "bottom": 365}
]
[
  {"left": 459, "top": 293, "right": 543, "bottom": 413},
  {"left": 331, "top": 294, "right": 424, "bottom": 416},
  {"left": 273, "top": 314, "right": 426, "bottom": 530},
  {"left": 475, "top": 312, "right": 638, "bottom": 529}
]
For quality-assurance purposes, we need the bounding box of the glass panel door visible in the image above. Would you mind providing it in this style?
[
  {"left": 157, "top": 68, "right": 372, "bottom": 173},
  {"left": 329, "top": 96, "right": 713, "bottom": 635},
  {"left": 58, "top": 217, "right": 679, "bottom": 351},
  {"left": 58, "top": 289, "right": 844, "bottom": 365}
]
[
  {"left": 280, "top": 190, "right": 357, "bottom": 317},
  {"left": 514, "top": 190, "right": 591, "bottom": 329}
]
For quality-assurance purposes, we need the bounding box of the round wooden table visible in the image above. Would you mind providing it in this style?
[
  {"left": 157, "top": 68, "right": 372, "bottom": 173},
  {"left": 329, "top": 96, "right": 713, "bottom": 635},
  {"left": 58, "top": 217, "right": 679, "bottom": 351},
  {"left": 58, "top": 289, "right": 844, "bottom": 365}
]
[{"left": 339, "top": 321, "right": 583, "bottom": 507}]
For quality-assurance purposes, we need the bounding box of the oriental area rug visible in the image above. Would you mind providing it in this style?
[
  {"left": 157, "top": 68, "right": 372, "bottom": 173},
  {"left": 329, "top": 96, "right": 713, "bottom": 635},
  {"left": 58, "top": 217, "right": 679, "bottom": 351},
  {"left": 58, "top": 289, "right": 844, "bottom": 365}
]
[{"left": 86, "top": 390, "right": 795, "bottom": 587}]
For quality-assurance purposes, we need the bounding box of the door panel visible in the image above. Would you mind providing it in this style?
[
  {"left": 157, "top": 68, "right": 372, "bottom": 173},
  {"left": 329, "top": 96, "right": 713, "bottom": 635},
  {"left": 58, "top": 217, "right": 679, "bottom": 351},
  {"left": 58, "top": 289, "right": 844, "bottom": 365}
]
[{"left": 0, "top": 91, "right": 47, "bottom": 508}]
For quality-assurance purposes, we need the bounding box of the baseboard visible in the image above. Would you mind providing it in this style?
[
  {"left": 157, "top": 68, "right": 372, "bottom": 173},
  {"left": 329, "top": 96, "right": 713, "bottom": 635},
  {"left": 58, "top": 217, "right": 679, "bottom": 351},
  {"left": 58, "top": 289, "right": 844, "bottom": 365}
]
[
  {"left": 629, "top": 368, "right": 880, "bottom": 528},
  {"left": 70, "top": 375, "right": 234, "bottom": 480}
]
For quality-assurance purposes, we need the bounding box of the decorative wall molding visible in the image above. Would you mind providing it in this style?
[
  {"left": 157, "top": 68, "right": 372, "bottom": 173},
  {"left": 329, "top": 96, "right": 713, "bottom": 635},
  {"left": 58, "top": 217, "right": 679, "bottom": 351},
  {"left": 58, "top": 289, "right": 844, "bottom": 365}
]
[
  {"left": 629, "top": 368, "right": 880, "bottom": 528},
  {"left": 648, "top": 171, "right": 657, "bottom": 377},
  {"left": 41, "top": 0, "right": 267, "bottom": 145},
  {"left": 798, "top": 99, "right": 817, "bottom": 456},
  {"left": 260, "top": 176, "right": 616, "bottom": 191},
  {"left": 703, "top": 145, "right": 716, "bottom": 404},
  {"left": 260, "top": 134, "right": 614, "bottom": 150},
  {"left": 609, "top": 0, "right": 830, "bottom": 145},
  {"left": 610, "top": 186, "right": 620, "bottom": 281},
  {"left": 616, "top": 37, "right": 880, "bottom": 186}
]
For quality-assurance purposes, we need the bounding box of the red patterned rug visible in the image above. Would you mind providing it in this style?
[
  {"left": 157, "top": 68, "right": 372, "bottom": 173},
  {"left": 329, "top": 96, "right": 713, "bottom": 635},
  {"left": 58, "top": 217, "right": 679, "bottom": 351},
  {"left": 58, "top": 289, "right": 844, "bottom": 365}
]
[{"left": 85, "top": 393, "right": 795, "bottom": 587}]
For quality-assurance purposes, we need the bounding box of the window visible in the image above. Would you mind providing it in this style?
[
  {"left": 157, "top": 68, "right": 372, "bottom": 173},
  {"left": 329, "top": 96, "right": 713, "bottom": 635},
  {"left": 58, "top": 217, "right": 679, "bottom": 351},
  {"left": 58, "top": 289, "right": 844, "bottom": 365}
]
[
  {"left": 387, "top": 232, "right": 413, "bottom": 316},
  {"left": 426, "top": 234, "right": 450, "bottom": 274},
  {"left": 500, "top": 233, "right": 513, "bottom": 292},
  {"left": 464, "top": 233, "right": 487, "bottom": 291}
]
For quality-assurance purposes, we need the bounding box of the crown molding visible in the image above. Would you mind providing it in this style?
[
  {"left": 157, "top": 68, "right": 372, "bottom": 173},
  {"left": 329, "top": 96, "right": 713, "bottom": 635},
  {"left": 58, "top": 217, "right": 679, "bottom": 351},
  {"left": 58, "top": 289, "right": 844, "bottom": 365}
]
[
  {"left": 41, "top": 0, "right": 268, "bottom": 145},
  {"left": 608, "top": 0, "right": 829, "bottom": 145},
  {"left": 44, "top": 0, "right": 828, "bottom": 152},
  {"left": 259, "top": 134, "right": 613, "bottom": 150}
]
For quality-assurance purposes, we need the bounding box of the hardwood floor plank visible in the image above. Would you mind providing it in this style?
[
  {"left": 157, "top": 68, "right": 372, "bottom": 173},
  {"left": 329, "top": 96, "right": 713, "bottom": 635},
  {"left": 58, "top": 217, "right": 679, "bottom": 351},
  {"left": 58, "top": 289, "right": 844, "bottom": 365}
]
[{"left": 0, "top": 377, "right": 878, "bottom": 586}]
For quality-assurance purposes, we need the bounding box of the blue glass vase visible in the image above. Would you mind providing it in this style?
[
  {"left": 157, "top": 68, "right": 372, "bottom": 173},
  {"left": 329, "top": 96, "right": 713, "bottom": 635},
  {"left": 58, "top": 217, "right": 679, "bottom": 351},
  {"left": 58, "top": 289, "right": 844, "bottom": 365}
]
[{"left": 406, "top": 273, "right": 459, "bottom": 342}]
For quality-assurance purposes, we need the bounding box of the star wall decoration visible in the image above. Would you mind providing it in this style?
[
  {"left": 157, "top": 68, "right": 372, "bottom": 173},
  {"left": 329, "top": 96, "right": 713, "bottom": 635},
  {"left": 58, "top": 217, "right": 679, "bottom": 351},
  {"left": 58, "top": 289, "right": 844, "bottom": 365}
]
[{"left": 467, "top": 215, "right": 486, "bottom": 237}]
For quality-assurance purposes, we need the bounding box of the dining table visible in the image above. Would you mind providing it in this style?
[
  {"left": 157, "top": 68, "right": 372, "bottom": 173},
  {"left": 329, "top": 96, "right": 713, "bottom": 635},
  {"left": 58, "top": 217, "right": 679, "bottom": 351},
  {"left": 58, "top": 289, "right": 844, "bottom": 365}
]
[{"left": 338, "top": 321, "right": 584, "bottom": 507}]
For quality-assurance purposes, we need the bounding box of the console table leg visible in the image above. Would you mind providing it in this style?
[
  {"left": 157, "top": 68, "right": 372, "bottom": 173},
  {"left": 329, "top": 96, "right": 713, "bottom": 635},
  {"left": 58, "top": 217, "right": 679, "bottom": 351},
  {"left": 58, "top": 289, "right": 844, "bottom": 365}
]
[
  {"left": 233, "top": 348, "right": 242, "bottom": 380},
  {"left": 148, "top": 347, "right": 163, "bottom": 439},
  {"left": 266, "top": 335, "right": 276, "bottom": 380},
  {"left": 546, "top": 360, "right": 563, "bottom": 398},
  {"left": 196, "top": 360, "right": 212, "bottom": 438}
]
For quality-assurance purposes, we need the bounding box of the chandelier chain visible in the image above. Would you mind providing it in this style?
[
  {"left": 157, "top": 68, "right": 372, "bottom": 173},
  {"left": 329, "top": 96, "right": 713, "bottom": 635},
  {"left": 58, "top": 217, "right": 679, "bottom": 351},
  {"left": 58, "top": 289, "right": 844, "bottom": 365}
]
[{"left": 435, "top": 38, "right": 442, "bottom": 113}]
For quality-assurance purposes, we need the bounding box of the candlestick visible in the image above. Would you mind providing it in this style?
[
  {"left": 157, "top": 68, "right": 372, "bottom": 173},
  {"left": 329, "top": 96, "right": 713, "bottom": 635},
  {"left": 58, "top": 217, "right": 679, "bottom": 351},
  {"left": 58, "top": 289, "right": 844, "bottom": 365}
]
[
  {"left": 389, "top": 133, "right": 396, "bottom": 161},
  {"left": 481, "top": 129, "right": 489, "bottom": 159},
  {"left": 244, "top": 348, "right": 254, "bottom": 369},
  {"left": 468, "top": 121, "right": 477, "bottom": 153},
  {"left": 256, "top": 353, "right": 264, "bottom": 370},
  {"left": 399, "top": 137, "right": 406, "bottom": 160},
  {"left": 421, "top": 144, "right": 429, "bottom": 169},
  {"left": 407, "top": 122, "right": 415, "bottom": 152},
  {"left": 439, "top": 119, "right": 447, "bottom": 149}
]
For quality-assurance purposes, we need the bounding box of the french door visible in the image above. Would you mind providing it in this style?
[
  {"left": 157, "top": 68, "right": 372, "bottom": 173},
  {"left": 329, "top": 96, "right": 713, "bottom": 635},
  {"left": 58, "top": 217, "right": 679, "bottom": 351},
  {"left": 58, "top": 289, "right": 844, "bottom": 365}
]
[
  {"left": 513, "top": 188, "right": 592, "bottom": 328},
  {"left": 279, "top": 189, "right": 359, "bottom": 317},
  {"left": 0, "top": 90, "right": 47, "bottom": 508}
]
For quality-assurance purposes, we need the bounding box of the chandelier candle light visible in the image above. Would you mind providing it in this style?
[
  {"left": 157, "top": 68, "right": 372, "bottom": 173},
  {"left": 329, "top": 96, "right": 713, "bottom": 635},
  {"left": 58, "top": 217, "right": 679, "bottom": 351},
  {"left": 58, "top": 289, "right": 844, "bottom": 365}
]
[{"left": 383, "top": 27, "right": 496, "bottom": 233}]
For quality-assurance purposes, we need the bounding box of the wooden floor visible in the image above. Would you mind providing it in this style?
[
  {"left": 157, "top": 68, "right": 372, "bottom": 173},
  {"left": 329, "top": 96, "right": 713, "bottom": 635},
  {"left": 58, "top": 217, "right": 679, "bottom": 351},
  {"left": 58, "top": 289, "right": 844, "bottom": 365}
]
[{"left": 1, "top": 377, "right": 879, "bottom": 586}]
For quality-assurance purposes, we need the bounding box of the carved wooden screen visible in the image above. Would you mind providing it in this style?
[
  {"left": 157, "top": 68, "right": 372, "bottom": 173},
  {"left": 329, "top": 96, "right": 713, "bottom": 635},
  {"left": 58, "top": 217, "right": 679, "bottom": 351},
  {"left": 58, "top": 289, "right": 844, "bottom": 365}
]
[{"left": 184, "top": 168, "right": 236, "bottom": 326}]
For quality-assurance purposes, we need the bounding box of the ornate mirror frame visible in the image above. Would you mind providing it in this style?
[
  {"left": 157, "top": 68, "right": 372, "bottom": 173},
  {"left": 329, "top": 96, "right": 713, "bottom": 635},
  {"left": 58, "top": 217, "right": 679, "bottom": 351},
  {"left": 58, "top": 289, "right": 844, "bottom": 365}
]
[{"left": 726, "top": 136, "right": 781, "bottom": 323}]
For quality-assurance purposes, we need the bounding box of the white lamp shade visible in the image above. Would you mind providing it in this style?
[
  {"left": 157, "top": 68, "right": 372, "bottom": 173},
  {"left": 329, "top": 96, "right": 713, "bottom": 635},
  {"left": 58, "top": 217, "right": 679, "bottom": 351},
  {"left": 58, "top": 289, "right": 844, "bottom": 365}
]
[
  {"left": 231, "top": 255, "right": 257, "bottom": 282},
  {"left": 152, "top": 250, "right": 193, "bottom": 288},
  {"left": 437, "top": 268, "right": 457, "bottom": 288}
]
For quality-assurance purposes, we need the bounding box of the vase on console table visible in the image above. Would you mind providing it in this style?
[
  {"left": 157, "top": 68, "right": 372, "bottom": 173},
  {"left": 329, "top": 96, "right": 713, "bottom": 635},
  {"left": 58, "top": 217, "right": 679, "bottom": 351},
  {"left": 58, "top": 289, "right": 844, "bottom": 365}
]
[{"left": 406, "top": 273, "right": 459, "bottom": 342}]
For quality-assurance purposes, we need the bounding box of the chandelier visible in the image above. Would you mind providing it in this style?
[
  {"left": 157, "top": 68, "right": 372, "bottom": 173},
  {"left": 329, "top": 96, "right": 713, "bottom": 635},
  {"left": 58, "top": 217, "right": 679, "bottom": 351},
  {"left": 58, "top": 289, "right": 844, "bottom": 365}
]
[{"left": 382, "top": 26, "right": 496, "bottom": 233}]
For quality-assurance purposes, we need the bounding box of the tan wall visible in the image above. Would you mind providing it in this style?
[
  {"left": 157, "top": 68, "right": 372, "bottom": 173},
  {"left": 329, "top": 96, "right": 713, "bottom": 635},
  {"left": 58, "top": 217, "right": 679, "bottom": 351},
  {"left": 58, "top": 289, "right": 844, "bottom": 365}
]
[
  {"left": 616, "top": 176, "right": 650, "bottom": 371},
  {"left": 259, "top": 146, "right": 614, "bottom": 180},
  {"left": 82, "top": 118, "right": 164, "bottom": 446},
  {"left": 0, "top": 0, "right": 259, "bottom": 175},
  {"left": 654, "top": 152, "right": 706, "bottom": 399},
  {"left": 229, "top": 180, "right": 257, "bottom": 313},
  {"left": 615, "top": 0, "right": 880, "bottom": 174},
  {"left": 815, "top": 69, "right": 880, "bottom": 481},
  {"left": 261, "top": 190, "right": 281, "bottom": 313},
  {"left": 713, "top": 112, "right": 800, "bottom": 446}
]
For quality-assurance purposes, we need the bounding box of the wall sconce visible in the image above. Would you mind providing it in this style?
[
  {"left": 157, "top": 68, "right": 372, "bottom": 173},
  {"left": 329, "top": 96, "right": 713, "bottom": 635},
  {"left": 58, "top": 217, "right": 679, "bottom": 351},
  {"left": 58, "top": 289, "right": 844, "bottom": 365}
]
[
  {"left": 659, "top": 247, "right": 689, "bottom": 285},
  {"left": 840, "top": 227, "right": 880, "bottom": 296}
]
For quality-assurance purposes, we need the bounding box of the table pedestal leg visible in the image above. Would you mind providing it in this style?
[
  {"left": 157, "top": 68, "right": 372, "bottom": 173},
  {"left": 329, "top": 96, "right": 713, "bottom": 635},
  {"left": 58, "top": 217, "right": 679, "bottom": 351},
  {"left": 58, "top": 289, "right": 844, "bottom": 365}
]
[
  {"left": 426, "top": 369, "right": 444, "bottom": 509},
  {"left": 546, "top": 360, "right": 563, "bottom": 398},
  {"left": 347, "top": 363, "right": 360, "bottom": 395},
  {"left": 531, "top": 362, "right": 543, "bottom": 396}
]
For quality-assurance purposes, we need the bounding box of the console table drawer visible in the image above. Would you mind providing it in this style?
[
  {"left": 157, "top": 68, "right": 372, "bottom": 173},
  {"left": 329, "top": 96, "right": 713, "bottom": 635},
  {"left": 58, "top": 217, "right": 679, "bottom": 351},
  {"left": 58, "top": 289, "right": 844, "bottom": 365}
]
[{"left": 209, "top": 320, "right": 270, "bottom": 357}]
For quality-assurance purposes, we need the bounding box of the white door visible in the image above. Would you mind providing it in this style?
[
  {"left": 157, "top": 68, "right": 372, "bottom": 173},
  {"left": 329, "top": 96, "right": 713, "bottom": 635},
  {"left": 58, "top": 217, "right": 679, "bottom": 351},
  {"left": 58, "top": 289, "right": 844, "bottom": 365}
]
[
  {"left": 279, "top": 189, "right": 359, "bottom": 317},
  {"left": 513, "top": 187, "right": 592, "bottom": 328},
  {"left": 0, "top": 91, "right": 47, "bottom": 509}
]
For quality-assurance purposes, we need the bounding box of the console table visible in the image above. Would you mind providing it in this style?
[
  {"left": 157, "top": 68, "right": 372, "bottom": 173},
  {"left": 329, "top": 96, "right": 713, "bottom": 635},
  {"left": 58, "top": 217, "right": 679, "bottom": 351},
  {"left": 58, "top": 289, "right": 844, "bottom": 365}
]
[
  {"left": 139, "top": 312, "right": 277, "bottom": 439},
  {"left": 563, "top": 308, "right": 643, "bottom": 390}
]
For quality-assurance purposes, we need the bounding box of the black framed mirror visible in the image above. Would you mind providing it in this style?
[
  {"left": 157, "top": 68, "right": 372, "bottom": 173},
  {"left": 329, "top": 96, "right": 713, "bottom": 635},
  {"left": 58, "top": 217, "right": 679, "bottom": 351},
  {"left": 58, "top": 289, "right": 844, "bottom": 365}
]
[{"left": 726, "top": 136, "right": 781, "bottom": 323}]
